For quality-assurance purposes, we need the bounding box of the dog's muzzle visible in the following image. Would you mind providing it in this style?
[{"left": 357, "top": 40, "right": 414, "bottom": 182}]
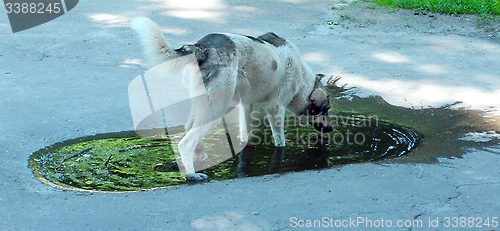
[
  {"left": 302, "top": 101, "right": 333, "bottom": 133},
  {"left": 302, "top": 80, "right": 333, "bottom": 133},
  {"left": 310, "top": 114, "right": 333, "bottom": 133}
]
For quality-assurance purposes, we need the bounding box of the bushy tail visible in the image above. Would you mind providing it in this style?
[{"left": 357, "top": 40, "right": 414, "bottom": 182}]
[{"left": 130, "top": 17, "right": 178, "bottom": 66}]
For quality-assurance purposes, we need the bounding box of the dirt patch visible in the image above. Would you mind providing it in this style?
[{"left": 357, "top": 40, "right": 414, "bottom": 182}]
[{"left": 326, "top": 0, "right": 500, "bottom": 44}]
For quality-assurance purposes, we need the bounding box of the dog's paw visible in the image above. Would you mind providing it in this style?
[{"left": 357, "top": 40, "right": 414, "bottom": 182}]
[{"left": 186, "top": 173, "right": 209, "bottom": 181}]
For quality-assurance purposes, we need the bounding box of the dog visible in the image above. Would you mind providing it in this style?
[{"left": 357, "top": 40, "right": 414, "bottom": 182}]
[{"left": 130, "top": 17, "right": 332, "bottom": 180}]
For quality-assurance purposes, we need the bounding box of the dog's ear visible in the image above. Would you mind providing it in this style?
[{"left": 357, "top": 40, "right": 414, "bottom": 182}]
[{"left": 316, "top": 74, "right": 326, "bottom": 80}]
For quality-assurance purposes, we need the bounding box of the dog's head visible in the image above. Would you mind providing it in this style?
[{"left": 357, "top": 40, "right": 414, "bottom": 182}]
[{"left": 301, "top": 74, "right": 333, "bottom": 133}]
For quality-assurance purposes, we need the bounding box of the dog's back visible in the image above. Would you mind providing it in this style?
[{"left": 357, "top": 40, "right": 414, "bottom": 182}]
[{"left": 130, "top": 18, "right": 304, "bottom": 109}]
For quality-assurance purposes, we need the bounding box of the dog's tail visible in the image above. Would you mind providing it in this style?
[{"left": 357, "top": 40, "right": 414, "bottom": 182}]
[{"left": 130, "top": 17, "right": 178, "bottom": 66}]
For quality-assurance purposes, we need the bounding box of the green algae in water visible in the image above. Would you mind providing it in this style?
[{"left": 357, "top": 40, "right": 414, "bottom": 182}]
[
  {"left": 30, "top": 133, "right": 184, "bottom": 191},
  {"left": 29, "top": 115, "right": 421, "bottom": 192}
]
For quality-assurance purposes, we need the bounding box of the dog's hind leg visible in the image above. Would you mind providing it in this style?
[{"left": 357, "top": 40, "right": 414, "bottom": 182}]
[
  {"left": 178, "top": 118, "right": 221, "bottom": 181},
  {"left": 194, "top": 140, "right": 208, "bottom": 161},
  {"left": 178, "top": 74, "right": 239, "bottom": 181}
]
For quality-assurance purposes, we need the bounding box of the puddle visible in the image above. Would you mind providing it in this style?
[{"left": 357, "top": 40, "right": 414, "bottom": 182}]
[
  {"left": 330, "top": 95, "right": 500, "bottom": 163},
  {"left": 28, "top": 82, "right": 500, "bottom": 192},
  {"left": 29, "top": 114, "right": 421, "bottom": 192}
]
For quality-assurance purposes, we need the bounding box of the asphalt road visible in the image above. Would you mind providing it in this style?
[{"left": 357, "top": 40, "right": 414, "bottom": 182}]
[{"left": 1, "top": 0, "right": 499, "bottom": 230}]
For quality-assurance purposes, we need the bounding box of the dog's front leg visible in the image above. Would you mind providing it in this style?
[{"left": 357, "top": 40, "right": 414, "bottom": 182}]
[
  {"left": 265, "top": 105, "right": 286, "bottom": 147},
  {"left": 239, "top": 103, "right": 253, "bottom": 144}
]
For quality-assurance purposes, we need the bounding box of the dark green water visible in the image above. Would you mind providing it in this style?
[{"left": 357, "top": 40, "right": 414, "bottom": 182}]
[{"left": 29, "top": 114, "right": 422, "bottom": 192}]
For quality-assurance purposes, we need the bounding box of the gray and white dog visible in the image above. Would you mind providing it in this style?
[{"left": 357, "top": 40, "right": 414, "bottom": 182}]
[{"left": 131, "top": 17, "right": 332, "bottom": 180}]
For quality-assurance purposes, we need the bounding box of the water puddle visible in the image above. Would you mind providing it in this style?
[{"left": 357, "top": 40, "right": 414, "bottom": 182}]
[
  {"left": 29, "top": 113, "right": 421, "bottom": 192},
  {"left": 28, "top": 83, "right": 500, "bottom": 192},
  {"left": 331, "top": 95, "right": 500, "bottom": 164}
]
